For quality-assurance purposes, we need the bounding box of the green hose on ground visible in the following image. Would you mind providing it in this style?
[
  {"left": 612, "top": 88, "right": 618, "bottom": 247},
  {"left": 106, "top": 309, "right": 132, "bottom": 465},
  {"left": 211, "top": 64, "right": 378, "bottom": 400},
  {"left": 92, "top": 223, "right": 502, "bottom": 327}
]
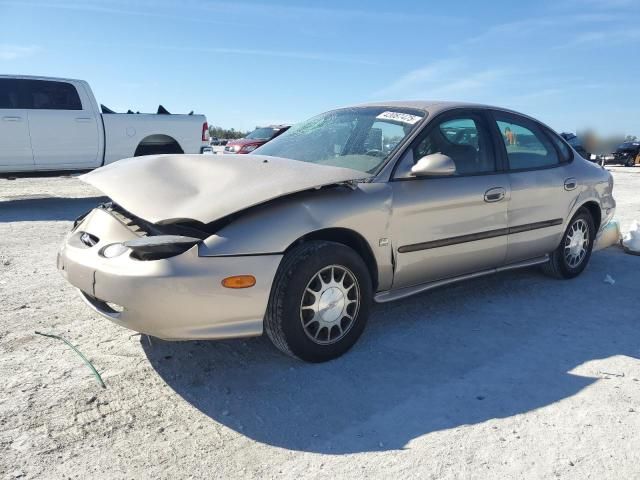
[{"left": 35, "top": 331, "right": 106, "bottom": 389}]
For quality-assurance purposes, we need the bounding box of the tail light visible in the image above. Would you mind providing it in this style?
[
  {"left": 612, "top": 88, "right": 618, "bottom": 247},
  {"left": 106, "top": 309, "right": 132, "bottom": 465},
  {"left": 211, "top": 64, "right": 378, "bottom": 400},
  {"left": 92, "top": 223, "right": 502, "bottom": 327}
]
[{"left": 202, "top": 122, "right": 209, "bottom": 142}]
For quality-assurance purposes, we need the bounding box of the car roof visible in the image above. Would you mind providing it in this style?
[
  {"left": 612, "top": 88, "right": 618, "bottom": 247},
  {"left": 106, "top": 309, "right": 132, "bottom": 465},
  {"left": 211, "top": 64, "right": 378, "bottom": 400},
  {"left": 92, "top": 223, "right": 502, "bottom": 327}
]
[
  {"left": 349, "top": 100, "right": 559, "bottom": 133},
  {"left": 353, "top": 100, "right": 516, "bottom": 115}
]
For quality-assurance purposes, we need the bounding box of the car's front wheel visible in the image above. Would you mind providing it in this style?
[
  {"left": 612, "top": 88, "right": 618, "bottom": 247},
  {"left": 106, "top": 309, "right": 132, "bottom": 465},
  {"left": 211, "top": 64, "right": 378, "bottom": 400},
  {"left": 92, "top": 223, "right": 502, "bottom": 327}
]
[
  {"left": 265, "top": 241, "right": 372, "bottom": 362},
  {"left": 542, "top": 208, "right": 595, "bottom": 279}
]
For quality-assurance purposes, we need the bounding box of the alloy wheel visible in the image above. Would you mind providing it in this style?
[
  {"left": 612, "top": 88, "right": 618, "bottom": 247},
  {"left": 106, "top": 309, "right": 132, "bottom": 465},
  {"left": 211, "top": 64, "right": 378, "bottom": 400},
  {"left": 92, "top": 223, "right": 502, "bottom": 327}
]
[
  {"left": 564, "top": 218, "right": 589, "bottom": 268},
  {"left": 300, "top": 265, "right": 360, "bottom": 345}
]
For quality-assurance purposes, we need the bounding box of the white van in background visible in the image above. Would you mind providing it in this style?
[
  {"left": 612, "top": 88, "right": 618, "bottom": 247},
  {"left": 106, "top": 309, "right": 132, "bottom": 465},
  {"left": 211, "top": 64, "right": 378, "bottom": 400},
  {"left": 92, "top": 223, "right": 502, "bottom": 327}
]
[{"left": 0, "top": 75, "right": 209, "bottom": 173}]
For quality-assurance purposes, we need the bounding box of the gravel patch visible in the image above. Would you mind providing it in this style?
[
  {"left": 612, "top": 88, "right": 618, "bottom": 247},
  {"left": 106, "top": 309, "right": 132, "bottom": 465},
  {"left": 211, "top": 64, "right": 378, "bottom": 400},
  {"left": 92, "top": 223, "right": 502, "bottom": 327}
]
[{"left": 1, "top": 168, "right": 639, "bottom": 479}]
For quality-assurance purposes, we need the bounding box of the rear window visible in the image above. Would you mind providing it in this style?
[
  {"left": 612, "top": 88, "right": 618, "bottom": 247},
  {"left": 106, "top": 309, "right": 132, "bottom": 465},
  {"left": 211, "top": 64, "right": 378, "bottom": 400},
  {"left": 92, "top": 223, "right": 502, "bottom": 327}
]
[
  {"left": 494, "top": 115, "right": 559, "bottom": 170},
  {"left": 23, "top": 80, "right": 82, "bottom": 110},
  {"left": 545, "top": 129, "right": 573, "bottom": 163}
]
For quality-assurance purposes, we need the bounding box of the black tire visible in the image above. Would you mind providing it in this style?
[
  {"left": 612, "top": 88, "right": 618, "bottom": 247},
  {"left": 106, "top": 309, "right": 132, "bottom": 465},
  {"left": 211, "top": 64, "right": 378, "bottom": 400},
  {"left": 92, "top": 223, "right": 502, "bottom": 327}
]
[
  {"left": 542, "top": 208, "right": 595, "bottom": 279},
  {"left": 265, "top": 241, "right": 372, "bottom": 362},
  {"left": 626, "top": 158, "right": 636, "bottom": 167},
  {"left": 134, "top": 142, "right": 183, "bottom": 156}
]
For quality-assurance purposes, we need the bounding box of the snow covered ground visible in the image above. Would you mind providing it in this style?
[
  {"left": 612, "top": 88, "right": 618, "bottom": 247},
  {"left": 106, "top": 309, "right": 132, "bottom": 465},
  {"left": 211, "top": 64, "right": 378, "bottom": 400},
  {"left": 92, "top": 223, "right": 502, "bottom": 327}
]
[{"left": 0, "top": 166, "right": 639, "bottom": 479}]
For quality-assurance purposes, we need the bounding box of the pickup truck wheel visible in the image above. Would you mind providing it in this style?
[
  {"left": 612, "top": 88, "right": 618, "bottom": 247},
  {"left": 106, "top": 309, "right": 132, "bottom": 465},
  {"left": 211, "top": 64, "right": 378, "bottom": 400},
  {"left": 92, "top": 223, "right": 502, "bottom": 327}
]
[
  {"left": 265, "top": 241, "right": 372, "bottom": 363},
  {"left": 542, "top": 208, "right": 595, "bottom": 279},
  {"left": 134, "top": 140, "right": 183, "bottom": 156}
]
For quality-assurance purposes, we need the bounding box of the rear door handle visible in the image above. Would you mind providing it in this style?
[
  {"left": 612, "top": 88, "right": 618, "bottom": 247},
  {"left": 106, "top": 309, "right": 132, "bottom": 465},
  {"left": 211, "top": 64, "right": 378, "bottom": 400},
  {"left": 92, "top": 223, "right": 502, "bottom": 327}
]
[
  {"left": 564, "top": 178, "right": 577, "bottom": 191},
  {"left": 484, "top": 187, "right": 506, "bottom": 203},
  {"left": 2, "top": 116, "right": 22, "bottom": 122}
]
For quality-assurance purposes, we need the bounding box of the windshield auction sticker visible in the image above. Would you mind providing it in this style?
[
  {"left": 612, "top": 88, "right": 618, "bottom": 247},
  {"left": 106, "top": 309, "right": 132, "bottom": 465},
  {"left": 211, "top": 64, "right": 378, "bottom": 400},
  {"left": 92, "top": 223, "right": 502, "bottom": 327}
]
[{"left": 376, "top": 111, "right": 422, "bottom": 125}]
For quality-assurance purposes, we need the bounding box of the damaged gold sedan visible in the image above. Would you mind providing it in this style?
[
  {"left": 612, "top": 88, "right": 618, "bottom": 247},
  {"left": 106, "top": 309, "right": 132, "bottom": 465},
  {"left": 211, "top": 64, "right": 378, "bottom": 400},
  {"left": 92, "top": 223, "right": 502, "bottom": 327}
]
[{"left": 58, "top": 102, "right": 615, "bottom": 362}]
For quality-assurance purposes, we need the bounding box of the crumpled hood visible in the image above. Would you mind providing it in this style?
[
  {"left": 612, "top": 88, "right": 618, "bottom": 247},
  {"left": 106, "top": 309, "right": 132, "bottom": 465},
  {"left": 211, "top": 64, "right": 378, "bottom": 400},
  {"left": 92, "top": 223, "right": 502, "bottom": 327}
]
[{"left": 80, "top": 154, "right": 371, "bottom": 224}]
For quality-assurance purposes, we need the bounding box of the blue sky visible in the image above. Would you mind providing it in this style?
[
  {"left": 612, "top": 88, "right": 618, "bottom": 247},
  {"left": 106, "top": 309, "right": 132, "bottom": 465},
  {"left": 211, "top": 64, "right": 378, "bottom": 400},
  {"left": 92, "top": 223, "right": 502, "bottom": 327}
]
[{"left": 1, "top": 0, "right": 639, "bottom": 135}]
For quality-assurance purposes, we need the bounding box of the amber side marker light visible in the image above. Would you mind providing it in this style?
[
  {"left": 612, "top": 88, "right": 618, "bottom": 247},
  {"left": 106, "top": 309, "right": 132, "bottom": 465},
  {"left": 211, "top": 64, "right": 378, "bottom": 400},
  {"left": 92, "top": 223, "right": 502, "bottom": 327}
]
[{"left": 222, "top": 275, "right": 256, "bottom": 289}]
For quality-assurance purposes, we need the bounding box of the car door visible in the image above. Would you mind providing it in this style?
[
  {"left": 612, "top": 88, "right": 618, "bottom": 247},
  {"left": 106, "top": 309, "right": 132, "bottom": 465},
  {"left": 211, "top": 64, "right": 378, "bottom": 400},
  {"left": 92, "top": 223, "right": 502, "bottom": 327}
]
[
  {"left": 390, "top": 110, "right": 510, "bottom": 289},
  {"left": 489, "top": 111, "right": 575, "bottom": 263},
  {"left": 0, "top": 78, "right": 34, "bottom": 170},
  {"left": 25, "top": 79, "right": 100, "bottom": 169}
]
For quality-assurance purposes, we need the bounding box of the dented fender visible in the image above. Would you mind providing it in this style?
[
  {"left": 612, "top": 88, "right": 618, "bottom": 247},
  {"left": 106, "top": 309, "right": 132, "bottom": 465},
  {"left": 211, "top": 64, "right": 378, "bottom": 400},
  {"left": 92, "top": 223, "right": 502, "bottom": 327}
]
[{"left": 198, "top": 183, "right": 395, "bottom": 290}]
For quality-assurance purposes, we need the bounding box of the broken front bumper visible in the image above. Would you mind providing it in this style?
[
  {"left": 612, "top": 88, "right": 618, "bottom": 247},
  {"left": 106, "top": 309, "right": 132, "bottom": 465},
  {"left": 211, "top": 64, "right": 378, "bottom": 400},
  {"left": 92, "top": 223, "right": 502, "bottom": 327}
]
[{"left": 57, "top": 208, "right": 282, "bottom": 340}]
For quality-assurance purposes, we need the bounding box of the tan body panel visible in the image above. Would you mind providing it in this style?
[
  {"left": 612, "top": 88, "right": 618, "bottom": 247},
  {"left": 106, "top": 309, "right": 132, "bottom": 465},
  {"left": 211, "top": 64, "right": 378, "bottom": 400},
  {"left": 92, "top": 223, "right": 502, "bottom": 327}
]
[{"left": 59, "top": 209, "right": 281, "bottom": 339}]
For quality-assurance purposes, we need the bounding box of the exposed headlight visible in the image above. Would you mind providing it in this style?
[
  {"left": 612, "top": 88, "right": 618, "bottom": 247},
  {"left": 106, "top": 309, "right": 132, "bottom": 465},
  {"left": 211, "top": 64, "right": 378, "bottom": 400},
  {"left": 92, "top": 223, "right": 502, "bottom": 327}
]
[
  {"left": 124, "top": 235, "right": 201, "bottom": 261},
  {"left": 101, "top": 243, "right": 129, "bottom": 258}
]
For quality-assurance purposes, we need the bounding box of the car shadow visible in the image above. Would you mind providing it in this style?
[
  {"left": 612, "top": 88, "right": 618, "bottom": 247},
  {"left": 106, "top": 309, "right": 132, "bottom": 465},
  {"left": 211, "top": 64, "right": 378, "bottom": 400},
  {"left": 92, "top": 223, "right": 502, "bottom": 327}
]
[
  {"left": 0, "top": 196, "right": 106, "bottom": 222},
  {"left": 142, "top": 248, "right": 639, "bottom": 454}
]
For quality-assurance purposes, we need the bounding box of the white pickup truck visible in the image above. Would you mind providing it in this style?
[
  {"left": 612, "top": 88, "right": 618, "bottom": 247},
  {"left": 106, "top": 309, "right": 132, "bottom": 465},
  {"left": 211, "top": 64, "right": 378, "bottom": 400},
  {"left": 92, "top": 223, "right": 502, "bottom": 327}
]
[{"left": 0, "top": 75, "right": 209, "bottom": 173}]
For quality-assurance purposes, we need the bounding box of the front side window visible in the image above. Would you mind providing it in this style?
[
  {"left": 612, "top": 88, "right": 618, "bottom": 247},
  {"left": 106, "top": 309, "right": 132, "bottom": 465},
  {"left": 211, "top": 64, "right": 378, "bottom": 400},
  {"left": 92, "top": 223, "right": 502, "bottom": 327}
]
[
  {"left": 23, "top": 80, "right": 82, "bottom": 110},
  {"left": 254, "top": 107, "right": 425, "bottom": 174},
  {"left": 494, "top": 115, "right": 559, "bottom": 169},
  {"left": 413, "top": 116, "right": 495, "bottom": 175}
]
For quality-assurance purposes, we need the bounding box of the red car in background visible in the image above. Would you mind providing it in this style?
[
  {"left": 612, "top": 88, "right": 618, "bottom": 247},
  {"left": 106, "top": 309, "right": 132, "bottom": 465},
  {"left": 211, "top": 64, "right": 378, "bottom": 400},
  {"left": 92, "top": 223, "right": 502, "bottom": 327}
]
[{"left": 224, "top": 124, "right": 290, "bottom": 154}]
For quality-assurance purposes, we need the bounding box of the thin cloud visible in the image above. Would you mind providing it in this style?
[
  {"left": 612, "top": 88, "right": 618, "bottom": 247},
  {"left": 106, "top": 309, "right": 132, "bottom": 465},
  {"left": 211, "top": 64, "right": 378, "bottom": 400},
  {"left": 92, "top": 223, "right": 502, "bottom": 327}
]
[
  {"left": 200, "top": 46, "right": 379, "bottom": 65},
  {"left": 1, "top": 0, "right": 464, "bottom": 25},
  {"left": 562, "top": 0, "right": 636, "bottom": 9},
  {"left": 0, "top": 44, "right": 40, "bottom": 60},
  {"left": 74, "top": 41, "right": 380, "bottom": 65},
  {"left": 509, "top": 88, "right": 565, "bottom": 103},
  {"left": 556, "top": 28, "right": 640, "bottom": 48},
  {"left": 372, "top": 59, "right": 513, "bottom": 101},
  {"left": 0, "top": 0, "right": 243, "bottom": 27},
  {"left": 372, "top": 60, "right": 462, "bottom": 98},
  {"left": 454, "top": 13, "right": 626, "bottom": 50},
  {"left": 196, "top": 0, "right": 466, "bottom": 24}
]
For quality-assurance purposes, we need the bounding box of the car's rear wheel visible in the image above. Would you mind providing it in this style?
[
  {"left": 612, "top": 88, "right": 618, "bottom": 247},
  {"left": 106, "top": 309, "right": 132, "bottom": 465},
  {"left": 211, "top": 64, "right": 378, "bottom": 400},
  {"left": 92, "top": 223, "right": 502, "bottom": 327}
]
[
  {"left": 626, "top": 157, "right": 636, "bottom": 167},
  {"left": 265, "top": 241, "right": 372, "bottom": 362},
  {"left": 542, "top": 208, "right": 595, "bottom": 279}
]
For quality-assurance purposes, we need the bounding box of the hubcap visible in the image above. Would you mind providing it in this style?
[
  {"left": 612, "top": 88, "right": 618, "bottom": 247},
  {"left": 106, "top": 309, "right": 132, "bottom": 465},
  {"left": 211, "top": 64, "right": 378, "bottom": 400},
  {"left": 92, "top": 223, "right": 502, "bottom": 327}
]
[
  {"left": 564, "top": 218, "right": 589, "bottom": 268},
  {"left": 300, "top": 265, "right": 360, "bottom": 345}
]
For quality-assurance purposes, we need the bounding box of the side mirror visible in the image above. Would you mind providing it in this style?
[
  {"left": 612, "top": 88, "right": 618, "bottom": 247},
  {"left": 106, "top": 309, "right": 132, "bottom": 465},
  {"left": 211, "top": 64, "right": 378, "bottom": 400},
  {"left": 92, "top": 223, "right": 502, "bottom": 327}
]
[{"left": 411, "top": 153, "right": 456, "bottom": 177}]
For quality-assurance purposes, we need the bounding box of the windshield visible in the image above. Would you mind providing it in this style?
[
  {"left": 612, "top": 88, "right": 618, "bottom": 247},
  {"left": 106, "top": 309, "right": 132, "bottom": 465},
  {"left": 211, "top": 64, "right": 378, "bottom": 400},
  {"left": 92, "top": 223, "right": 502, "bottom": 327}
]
[
  {"left": 253, "top": 107, "right": 426, "bottom": 173},
  {"left": 246, "top": 127, "right": 278, "bottom": 140}
]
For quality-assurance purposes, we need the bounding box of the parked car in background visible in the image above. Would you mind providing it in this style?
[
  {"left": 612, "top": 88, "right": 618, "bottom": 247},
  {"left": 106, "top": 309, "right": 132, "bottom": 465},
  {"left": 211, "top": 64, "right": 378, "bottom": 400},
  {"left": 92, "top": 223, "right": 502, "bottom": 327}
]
[
  {"left": 224, "top": 124, "right": 290, "bottom": 154},
  {"left": 58, "top": 101, "right": 615, "bottom": 362},
  {"left": 0, "top": 75, "right": 209, "bottom": 173},
  {"left": 207, "top": 137, "right": 228, "bottom": 154},
  {"left": 560, "top": 132, "right": 594, "bottom": 161},
  {"left": 608, "top": 141, "right": 640, "bottom": 167}
]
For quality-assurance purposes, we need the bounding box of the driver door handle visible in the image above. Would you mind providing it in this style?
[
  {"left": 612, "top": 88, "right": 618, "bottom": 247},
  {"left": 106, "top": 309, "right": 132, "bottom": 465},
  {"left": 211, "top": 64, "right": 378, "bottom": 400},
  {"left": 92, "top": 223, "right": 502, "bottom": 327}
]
[{"left": 484, "top": 187, "right": 506, "bottom": 203}]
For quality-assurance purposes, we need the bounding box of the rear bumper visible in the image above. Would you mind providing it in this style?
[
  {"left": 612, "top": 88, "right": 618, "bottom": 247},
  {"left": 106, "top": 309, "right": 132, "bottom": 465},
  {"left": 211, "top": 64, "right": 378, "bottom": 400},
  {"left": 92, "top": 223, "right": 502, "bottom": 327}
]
[{"left": 57, "top": 208, "right": 282, "bottom": 340}]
